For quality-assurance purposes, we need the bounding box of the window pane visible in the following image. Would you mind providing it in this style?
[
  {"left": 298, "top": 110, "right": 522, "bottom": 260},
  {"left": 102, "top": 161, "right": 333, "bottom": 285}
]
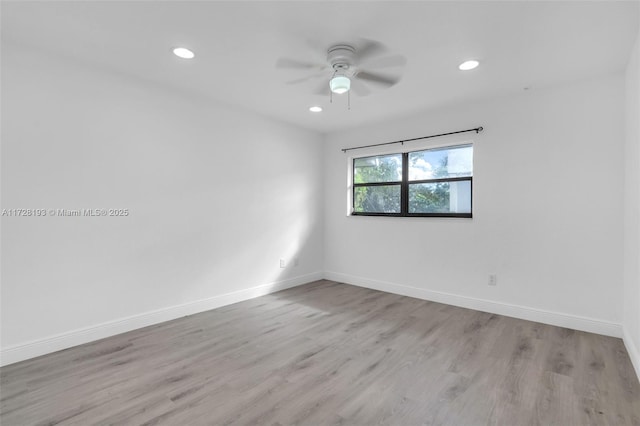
[
  {"left": 409, "top": 180, "right": 471, "bottom": 214},
  {"left": 354, "top": 154, "right": 402, "bottom": 184},
  {"left": 408, "top": 145, "right": 473, "bottom": 181},
  {"left": 354, "top": 185, "right": 401, "bottom": 213}
]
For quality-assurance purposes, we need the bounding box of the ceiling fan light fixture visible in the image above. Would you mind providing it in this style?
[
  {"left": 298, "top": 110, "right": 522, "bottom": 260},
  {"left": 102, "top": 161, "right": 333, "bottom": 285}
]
[{"left": 330, "top": 75, "right": 351, "bottom": 94}]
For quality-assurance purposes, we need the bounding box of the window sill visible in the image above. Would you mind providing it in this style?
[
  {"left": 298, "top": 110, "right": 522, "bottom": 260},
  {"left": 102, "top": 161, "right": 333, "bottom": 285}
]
[{"left": 350, "top": 212, "right": 472, "bottom": 218}]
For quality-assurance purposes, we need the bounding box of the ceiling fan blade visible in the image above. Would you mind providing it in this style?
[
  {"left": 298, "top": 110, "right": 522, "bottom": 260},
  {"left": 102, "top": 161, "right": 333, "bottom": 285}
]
[
  {"left": 350, "top": 79, "right": 372, "bottom": 97},
  {"left": 286, "top": 73, "right": 326, "bottom": 85},
  {"left": 356, "top": 38, "right": 388, "bottom": 61},
  {"left": 276, "top": 57, "right": 325, "bottom": 70},
  {"left": 313, "top": 79, "right": 330, "bottom": 96},
  {"left": 356, "top": 71, "right": 400, "bottom": 87},
  {"left": 361, "top": 54, "right": 407, "bottom": 69}
]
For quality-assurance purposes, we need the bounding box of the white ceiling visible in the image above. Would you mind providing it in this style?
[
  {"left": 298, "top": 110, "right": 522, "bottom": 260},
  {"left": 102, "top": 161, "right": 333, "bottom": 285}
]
[{"left": 2, "top": 1, "right": 639, "bottom": 134}]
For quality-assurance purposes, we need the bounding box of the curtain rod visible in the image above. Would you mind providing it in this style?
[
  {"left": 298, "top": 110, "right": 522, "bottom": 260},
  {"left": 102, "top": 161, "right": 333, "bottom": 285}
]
[{"left": 341, "top": 126, "right": 483, "bottom": 153}]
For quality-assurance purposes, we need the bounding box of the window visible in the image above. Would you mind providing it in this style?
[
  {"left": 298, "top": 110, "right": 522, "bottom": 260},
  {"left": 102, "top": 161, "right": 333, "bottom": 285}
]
[{"left": 352, "top": 144, "right": 473, "bottom": 218}]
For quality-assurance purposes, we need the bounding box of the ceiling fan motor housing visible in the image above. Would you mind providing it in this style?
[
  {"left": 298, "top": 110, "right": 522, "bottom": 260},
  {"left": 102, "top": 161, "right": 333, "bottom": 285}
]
[{"left": 327, "top": 44, "right": 355, "bottom": 72}]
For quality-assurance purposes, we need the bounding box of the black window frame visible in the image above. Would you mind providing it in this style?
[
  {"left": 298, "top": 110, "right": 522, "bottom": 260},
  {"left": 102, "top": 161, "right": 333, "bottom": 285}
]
[{"left": 351, "top": 145, "right": 473, "bottom": 218}]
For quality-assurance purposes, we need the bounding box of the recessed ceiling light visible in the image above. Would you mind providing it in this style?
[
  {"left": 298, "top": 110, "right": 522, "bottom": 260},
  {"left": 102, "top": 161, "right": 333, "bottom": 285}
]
[
  {"left": 309, "top": 106, "right": 323, "bottom": 112},
  {"left": 459, "top": 60, "right": 479, "bottom": 71},
  {"left": 173, "top": 47, "right": 195, "bottom": 59}
]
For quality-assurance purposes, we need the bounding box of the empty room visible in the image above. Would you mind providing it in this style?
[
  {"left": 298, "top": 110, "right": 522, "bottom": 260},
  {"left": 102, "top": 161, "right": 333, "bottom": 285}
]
[{"left": 1, "top": 1, "right": 640, "bottom": 424}]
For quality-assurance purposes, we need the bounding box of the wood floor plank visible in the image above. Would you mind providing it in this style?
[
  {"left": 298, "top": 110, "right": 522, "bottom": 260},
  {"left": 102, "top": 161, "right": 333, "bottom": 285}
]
[{"left": 1, "top": 280, "right": 639, "bottom": 425}]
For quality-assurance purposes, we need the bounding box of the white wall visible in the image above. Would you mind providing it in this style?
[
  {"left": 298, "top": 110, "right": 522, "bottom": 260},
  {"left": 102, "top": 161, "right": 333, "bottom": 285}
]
[
  {"left": 1, "top": 40, "right": 634, "bottom": 368},
  {"left": 0, "top": 43, "right": 324, "bottom": 365},
  {"left": 624, "top": 27, "right": 640, "bottom": 379},
  {"left": 324, "top": 74, "right": 625, "bottom": 336}
]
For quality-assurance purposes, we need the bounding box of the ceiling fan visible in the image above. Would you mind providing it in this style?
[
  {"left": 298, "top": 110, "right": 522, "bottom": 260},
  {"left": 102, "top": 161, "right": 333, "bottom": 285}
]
[{"left": 276, "top": 39, "right": 406, "bottom": 98}]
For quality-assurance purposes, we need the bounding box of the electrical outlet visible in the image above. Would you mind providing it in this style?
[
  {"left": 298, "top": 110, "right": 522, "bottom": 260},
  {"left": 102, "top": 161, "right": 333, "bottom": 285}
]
[
  {"left": 488, "top": 274, "right": 497, "bottom": 286},
  {"left": 280, "top": 259, "right": 286, "bottom": 268}
]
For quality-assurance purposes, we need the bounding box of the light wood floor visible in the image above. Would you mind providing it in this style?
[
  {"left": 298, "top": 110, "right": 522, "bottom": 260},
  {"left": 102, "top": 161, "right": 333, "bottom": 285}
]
[{"left": 1, "top": 280, "right": 639, "bottom": 425}]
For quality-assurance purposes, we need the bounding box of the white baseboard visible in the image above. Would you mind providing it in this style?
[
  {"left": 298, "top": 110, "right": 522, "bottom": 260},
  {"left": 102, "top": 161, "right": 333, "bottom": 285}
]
[
  {"left": 0, "top": 271, "right": 323, "bottom": 367},
  {"left": 623, "top": 327, "right": 640, "bottom": 382},
  {"left": 2, "top": 271, "right": 626, "bottom": 368},
  {"left": 324, "top": 271, "right": 622, "bottom": 338}
]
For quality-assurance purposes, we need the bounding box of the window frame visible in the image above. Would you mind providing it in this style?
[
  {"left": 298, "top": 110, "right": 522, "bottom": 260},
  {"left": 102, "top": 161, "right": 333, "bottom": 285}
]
[{"left": 351, "top": 144, "right": 473, "bottom": 218}]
